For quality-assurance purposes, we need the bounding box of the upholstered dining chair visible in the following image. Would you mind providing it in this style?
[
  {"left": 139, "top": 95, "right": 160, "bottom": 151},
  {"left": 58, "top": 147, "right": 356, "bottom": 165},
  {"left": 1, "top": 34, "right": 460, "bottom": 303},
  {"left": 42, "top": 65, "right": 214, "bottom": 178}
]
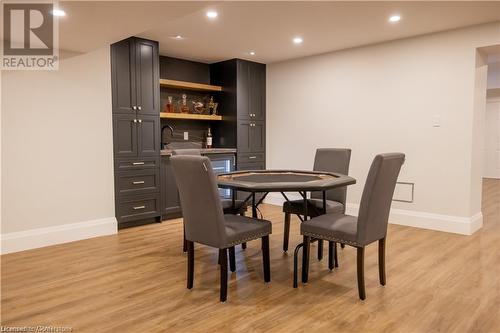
[
  {"left": 172, "top": 149, "right": 249, "bottom": 253},
  {"left": 172, "top": 149, "right": 248, "bottom": 215},
  {"left": 282, "top": 148, "right": 351, "bottom": 266},
  {"left": 294, "top": 153, "right": 405, "bottom": 300},
  {"left": 171, "top": 155, "right": 272, "bottom": 302}
]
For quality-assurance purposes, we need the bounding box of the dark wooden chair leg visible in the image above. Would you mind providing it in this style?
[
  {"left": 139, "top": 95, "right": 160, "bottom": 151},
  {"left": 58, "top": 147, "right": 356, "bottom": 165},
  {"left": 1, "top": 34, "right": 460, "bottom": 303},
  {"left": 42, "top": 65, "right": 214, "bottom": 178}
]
[
  {"left": 334, "top": 242, "right": 339, "bottom": 268},
  {"left": 262, "top": 236, "right": 271, "bottom": 282},
  {"left": 220, "top": 248, "right": 228, "bottom": 302},
  {"left": 379, "top": 238, "right": 386, "bottom": 286},
  {"left": 328, "top": 241, "right": 334, "bottom": 270},
  {"left": 301, "top": 236, "right": 311, "bottom": 283},
  {"left": 239, "top": 211, "right": 247, "bottom": 249},
  {"left": 183, "top": 226, "right": 187, "bottom": 253},
  {"left": 229, "top": 246, "right": 236, "bottom": 272},
  {"left": 283, "top": 212, "right": 291, "bottom": 252},
  {"left": 187, "top": 241, "right": 194, "bottom": 289},
  {"left": 357, "top": 247, "right": 366, "bottom": 300},
  {"left": 317, "top": 239, "right": 324, "bottom": 261}
]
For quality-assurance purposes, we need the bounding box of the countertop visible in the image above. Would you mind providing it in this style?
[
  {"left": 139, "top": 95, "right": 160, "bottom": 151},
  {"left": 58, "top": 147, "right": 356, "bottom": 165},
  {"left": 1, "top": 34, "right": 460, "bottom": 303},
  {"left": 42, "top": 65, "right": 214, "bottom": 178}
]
[{"left": 161, "top": 148, "right": 237, "bottom": 156}]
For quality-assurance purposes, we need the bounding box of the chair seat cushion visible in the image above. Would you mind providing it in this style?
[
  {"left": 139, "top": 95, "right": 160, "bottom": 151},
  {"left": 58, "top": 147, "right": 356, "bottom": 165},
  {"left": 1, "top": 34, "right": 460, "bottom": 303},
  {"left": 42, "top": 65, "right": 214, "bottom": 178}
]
[
  {"left": 301, "top": 213, "right": 360, "bottom": 246},
  {"left": 224, "top": 214, "right": 272, "bottom": 247},
  {"left": 283, "top": 199, "right": 344, "bottom": 216},
  {"left": 221, "top": 199, "right": 247, "bottom": 214}
]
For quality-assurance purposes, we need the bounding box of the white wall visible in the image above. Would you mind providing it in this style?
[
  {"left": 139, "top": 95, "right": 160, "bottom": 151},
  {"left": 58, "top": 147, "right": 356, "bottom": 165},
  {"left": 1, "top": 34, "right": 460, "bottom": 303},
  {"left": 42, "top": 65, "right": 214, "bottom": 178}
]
[
  {"left": 484, "top": 98, "right": 500, "bottom": 178},
  {"left": 267, "top": 23, "right": 500, "bottom": 235},
  {"left": 1, "top": 47, "right": 116, "bottom": 253}
]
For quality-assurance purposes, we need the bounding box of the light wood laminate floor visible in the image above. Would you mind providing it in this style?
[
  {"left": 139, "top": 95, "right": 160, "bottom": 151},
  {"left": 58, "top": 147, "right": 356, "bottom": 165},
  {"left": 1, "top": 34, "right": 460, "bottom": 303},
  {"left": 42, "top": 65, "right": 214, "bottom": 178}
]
[{"left": 1, "top": 180, "right": 499, "bottom": 332}]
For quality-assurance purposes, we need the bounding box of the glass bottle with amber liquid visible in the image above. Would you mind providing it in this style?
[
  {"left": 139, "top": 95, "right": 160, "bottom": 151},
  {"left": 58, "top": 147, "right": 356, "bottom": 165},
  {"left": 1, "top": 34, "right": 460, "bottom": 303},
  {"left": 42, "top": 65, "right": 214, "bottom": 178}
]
[{"left": 179, "top": 94, "right": 190, "bottom": 113}]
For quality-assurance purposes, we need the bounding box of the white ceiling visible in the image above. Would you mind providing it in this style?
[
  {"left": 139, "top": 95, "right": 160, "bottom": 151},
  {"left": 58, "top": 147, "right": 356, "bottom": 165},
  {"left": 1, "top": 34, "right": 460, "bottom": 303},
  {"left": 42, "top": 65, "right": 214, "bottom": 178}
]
[{"left": 59, "top": 1, "right": 500, "bottom": 64}]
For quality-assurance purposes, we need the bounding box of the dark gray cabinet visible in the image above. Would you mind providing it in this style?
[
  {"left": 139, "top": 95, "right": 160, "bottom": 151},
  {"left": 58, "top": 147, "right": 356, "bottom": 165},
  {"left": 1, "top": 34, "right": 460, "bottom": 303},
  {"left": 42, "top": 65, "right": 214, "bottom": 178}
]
[
  {"left": 210, "top": 59, "right": 266, "bottom": 171},
  {"left": 237, "top": 120, "right": 265, "bottom": 154},
  {"left": 137, "top": 115, "right": 161, "bottom": 156},
  {"left": 113, "top": 114, "right": 138, "bottom": 158},
  {"left": 111, "top": 37, "right": 161, "bottom": 228},
  {"left": 248, "top": 62, "right": 266, "bottom": 121},
  {"left": 111, "top": 38, "right": 136, "bottom": 115},
  {"left": 160, "top": 155, "right": 181, "bottom": 219},
  {"left": 237, "top": 61, "right": 265, "bottom": 121},
  {"left": 135, "top": 39, "right": 161, "bottom": 116}
]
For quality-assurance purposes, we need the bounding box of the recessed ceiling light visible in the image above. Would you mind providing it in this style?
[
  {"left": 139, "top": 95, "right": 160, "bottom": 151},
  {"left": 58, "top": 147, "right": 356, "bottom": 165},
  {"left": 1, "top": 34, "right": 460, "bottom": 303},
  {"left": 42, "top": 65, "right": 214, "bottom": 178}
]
[
  {"left": 52, "top": 9, "right": 66, "bottom": 17},
  {"left": 293, "top": 37, "right": 303, "bottom": 44},
  {"left": 174, "top": 35, "right": 184, "bottom": 40},
  {"left": 249, "top": 51, "right": 256, "bottom": 56},
  {"left": 389, "top": 15, "right": 401, "bottom": 23},
  {"left": 206, "top": 11, "right": 218, "bottom": 19}
]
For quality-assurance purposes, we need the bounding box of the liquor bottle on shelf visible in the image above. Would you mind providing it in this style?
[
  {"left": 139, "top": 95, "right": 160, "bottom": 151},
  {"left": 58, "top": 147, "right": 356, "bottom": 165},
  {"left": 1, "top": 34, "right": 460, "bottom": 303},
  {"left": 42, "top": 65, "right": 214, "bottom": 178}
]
[
  {"left": 208, "top": 96, "right": 215, "bottom": 115},
  {"left": 206, "top": 127, "right": 213, "bottom": 149},
  {"left": 165, "top": 96, "right": 174, "bottom": 113},
  {"left": 179, "top": 94, "right": 190, "bottom": 113}
]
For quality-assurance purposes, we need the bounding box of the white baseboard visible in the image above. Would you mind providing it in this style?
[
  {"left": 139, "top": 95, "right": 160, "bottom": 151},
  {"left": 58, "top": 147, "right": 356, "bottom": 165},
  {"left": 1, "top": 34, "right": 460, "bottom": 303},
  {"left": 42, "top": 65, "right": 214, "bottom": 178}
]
[
  {"left": 264, "top": 193, "right": 483, "bottom": 235},
  {"left": 1, "top": 217, "right": 118, "bottom": 255}
]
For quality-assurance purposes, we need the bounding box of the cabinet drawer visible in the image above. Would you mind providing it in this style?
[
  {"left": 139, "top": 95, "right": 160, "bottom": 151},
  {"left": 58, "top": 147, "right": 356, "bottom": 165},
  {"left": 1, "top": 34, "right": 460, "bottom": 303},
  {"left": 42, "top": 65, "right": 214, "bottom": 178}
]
[
  {"left": 237, "top": 161, "right": 265, "bottom": 171},
  {"left": 116, "top": 169, "right": 160, "bottom": 196},
  {"left": 237, "top": 152, "right": 265, "bottom": 163},
  {"left": 117, "top": 194, "right": 160, "bottom": 223},
  {"left": 115, "top": 157, "right": 159, "bottom": 171}
]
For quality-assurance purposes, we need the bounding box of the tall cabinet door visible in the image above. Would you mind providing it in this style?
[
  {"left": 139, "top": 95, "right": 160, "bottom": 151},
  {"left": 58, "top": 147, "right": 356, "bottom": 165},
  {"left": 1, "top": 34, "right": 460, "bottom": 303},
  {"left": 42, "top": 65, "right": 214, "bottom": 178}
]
[
  {"left": 249, "top": 62, "right": 266, "bottom": 121},
  {"left": 111, "top": 38, "right": 136, "bottom": 115},
  {"left": 113, "top": 114, "right": 138, "bottom": 158},
  {"left": 236, "top": 60, "right": 250, "bottom": 120},
  {"left": 135, "top": 39, "right": 160, "bottom": 116},
  {"left": 237, "top": 121, "right": 252, "bottom": 153},
  {"left": 137, "top": 115, "right": 161, "bottom": 156}
]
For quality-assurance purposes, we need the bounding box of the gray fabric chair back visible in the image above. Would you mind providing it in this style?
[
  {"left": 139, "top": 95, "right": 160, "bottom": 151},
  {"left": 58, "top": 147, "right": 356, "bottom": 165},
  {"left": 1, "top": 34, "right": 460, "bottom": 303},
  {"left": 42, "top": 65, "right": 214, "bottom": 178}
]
[
  {"left": 170, "top": 155, "right": 227, "bottom": 248},
  {"left": 357, "top": 153, "right": 405, "bottom": 245},
  {"left": 311, "top": 148, "right": 352, "bottom": 207},
  {"left": 172, "top": 149, "right": 201, "bottom": 156}
]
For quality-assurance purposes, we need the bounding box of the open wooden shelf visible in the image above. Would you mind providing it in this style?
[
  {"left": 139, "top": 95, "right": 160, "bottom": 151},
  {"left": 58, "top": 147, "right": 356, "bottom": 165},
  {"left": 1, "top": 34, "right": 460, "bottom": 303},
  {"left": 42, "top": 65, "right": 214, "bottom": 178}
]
[
  {"left": 159, "top": 79, "right": 222, "bottom": 92},
  {"left": 487, "top": 88, "right": 500, "bottom": 98},
  {"left": 160, "top": 113, "right": 223, "bottom": 121}
]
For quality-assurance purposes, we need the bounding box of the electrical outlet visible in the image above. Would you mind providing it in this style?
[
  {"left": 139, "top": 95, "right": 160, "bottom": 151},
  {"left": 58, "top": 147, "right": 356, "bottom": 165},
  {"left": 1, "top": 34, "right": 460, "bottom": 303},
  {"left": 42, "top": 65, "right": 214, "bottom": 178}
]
[{"left": 183, "top": 132, "right": 189, "bottom": 140}]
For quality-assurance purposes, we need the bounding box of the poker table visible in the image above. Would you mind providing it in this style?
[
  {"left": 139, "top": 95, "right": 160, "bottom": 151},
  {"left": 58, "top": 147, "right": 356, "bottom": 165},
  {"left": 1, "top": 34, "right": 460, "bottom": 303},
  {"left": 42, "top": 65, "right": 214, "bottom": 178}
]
[{"left": 217, "top": 170, "right": 356, "bottom": 220}]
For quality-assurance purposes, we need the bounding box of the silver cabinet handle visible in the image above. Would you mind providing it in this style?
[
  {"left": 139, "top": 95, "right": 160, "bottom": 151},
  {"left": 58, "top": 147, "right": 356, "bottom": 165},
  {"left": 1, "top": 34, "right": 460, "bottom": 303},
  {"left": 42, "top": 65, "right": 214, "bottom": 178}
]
[
  {"left": 133, "top": 205, "right": 145, "bottom": 210},
  {"left": 138, "top": 119, "right": 142, "bottom": 123},
  {"left": 212, "top": 167, "right": 226, "bottom": 170},
  {"left": 132, "top": 181, "right": 145, "bottom": 185},
  {"left": 248, "top": 156, "right": 257, "bottom": 159},
  {"left": 132, "top": 162, "right": 144, "bottom": 165},
  {"left": 132, "top": 106, "right": 137, "bottom": 110},
  {"left": 138, "top": 106, "right": 142, "bottom": 111}
]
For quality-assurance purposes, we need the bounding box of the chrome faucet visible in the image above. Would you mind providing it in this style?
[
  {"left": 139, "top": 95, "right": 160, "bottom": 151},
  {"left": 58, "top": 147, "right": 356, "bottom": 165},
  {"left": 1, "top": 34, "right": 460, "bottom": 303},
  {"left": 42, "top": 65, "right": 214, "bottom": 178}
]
[{"left": 161, "top": 124, "right": 174, "bottom": 149}]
